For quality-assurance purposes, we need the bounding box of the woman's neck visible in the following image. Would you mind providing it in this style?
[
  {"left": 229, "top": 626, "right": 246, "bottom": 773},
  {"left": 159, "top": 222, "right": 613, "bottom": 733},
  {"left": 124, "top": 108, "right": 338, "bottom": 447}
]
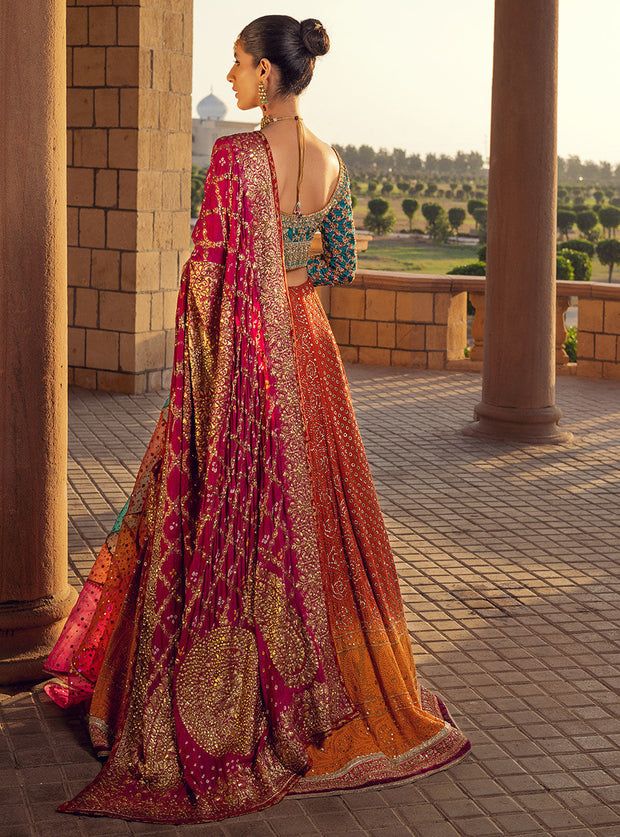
[{"left": 262, "top": 98, "right": 301, "bottom": 123}]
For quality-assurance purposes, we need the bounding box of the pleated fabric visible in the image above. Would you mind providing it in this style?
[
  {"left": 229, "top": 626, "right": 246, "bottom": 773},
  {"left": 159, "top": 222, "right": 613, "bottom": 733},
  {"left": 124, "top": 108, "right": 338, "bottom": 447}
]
[{"left": 286, "top": 278, "right": 471, "bottom": 793}]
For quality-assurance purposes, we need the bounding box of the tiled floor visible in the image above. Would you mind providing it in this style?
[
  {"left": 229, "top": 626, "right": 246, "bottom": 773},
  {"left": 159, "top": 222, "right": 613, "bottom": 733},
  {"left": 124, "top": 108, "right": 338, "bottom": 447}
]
[{"left": 2, "top": 366, "right": 619, "bottom": 836}]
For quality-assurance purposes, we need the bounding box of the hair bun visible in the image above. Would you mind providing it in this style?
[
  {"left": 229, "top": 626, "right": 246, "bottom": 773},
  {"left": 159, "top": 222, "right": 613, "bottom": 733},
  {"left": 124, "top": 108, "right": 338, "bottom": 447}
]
[{"left": 299, "top": 18, "right": 330, "bottom": 57}]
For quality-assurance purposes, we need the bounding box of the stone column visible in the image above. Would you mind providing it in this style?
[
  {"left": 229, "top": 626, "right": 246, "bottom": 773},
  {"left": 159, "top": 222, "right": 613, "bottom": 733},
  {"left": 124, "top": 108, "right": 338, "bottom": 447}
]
[
  {"left": 66, "top": 0, "right": 193, "bottom": 394},
  {"left": 463, "top": 0, "right": 573, "bottom": 444},
  {"left": 0, "top": 1, "right": 78, "bottom": 683}
]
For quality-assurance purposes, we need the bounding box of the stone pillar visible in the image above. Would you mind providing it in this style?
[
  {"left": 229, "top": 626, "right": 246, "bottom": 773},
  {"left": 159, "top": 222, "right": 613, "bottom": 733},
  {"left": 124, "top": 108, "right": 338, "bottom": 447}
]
[
  {"left": 0, "top": 1, "right": 78, "bottom": 683},
  {"left": 463, "top": 0, "right": 573, "bottom": 444},
  {"left": 66, "top": 0, "right": 193, "bottom": 394}
]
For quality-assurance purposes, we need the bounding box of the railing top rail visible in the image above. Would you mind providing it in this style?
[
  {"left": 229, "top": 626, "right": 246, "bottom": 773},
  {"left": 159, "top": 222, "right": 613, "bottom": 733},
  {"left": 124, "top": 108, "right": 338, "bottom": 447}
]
[{"left": 353, "top": 269, "right": 620, "bottom": 299}]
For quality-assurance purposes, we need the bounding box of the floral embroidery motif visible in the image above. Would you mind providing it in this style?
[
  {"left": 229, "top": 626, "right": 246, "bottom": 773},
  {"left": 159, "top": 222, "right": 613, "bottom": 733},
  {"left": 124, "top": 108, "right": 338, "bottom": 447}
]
[{"left": 306, "top": 162, "right": 357, "bottom": 287}]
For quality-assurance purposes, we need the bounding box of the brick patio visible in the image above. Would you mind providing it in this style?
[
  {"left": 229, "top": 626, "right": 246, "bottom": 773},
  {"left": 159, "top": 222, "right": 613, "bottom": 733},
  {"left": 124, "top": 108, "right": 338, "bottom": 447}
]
[{"left": 2, "top": 365, "right": 619, "bottom": 836}]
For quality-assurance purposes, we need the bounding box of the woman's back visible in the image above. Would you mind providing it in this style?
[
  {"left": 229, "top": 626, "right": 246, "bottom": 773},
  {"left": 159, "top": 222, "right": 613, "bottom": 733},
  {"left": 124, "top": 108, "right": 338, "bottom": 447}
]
[
  {"left": 263, "top": 122, "right": 341, "bottom": 217},
  {"left": 261, "top": 121, "right": 342, "bottom": 285}
]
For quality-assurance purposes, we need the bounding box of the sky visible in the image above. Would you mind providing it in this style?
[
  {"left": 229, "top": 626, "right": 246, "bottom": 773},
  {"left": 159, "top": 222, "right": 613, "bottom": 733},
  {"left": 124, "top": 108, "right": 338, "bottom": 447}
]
[{"left": 192, "top": 0, "right": 620, "bottom": 166}]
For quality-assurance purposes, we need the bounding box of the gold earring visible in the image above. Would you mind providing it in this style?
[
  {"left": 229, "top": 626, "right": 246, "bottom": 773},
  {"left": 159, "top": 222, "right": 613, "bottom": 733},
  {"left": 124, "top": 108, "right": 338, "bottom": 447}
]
[{"left": 258, "top": 80, "right": 268, "bottom": 107}]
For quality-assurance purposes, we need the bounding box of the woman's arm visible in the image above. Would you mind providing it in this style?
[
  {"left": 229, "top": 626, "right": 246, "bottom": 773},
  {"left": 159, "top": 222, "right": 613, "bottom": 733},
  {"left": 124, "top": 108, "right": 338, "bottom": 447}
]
[{"left": 307, "top": 166, "right": 357, "bottom": 287}]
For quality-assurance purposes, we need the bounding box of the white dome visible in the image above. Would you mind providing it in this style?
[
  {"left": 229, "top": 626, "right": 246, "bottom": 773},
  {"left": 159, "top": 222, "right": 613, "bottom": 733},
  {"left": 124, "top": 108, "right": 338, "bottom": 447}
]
[{"left": 197, "top": 91, "right": 227, "bottom": 120}]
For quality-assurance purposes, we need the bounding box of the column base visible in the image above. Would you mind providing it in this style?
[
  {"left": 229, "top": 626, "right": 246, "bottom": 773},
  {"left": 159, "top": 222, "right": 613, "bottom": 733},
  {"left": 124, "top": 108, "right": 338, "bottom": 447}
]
[
  {"left": 0, "top": 585, "right": 78, "bottom": 685},
  {"left": 462, "top": 400, "right": 574, "bottom": 445}
]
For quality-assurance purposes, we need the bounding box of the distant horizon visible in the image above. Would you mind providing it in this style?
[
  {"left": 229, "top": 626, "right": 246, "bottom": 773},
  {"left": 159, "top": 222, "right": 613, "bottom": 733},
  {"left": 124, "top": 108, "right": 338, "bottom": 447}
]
[
  {"left": 192, "top": 0, "right": 620, "bottom": 168},
  {"left": 192, "top": 93, "right": 619, "bottom": 172}
]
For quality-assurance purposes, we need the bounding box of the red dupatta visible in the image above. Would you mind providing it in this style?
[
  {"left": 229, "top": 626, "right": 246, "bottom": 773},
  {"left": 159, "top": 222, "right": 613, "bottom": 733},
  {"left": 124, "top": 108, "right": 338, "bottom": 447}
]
[{"left": 45, "top": 131, "right": 357, "bottom": 822}]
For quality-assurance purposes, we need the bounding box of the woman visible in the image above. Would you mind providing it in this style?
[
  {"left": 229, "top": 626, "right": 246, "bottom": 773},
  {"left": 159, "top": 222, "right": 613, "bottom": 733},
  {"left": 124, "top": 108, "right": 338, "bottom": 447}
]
[{"left": 42, "top": 15, "right": 471, "bottom": 824}]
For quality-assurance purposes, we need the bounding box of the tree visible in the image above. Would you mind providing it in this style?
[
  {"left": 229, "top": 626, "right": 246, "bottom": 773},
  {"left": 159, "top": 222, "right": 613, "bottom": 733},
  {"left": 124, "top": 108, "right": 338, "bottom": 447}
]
[
  {"left": 421, "top": 202, "right": 443, "bottom": 229},
  {"left": 557, "top": 209, "right": 576, "bottom": 241},
  {"left": 381, "top": 181, "right": 394, "bottom": 196},
  {"left": 401, "top": 198, "right": 419, "bottom": 232},
  {"left": 467, "top": 199, "right": 486, "bottom": 229},
  {"left": 364, "top": 197, "right": 395, "bottom": 236},
  {"left": 576, "top": 210, "right": 599, "bottom": 240},
  {"left": 421, "top": 203, "right": 450, "bottom": 243},
  {"left": 598, "top": 206, "right": 620, "bottom": 237},
  {"left": 428, "top": 208, "right": 451, "bottom": 243},
  {"left": 596, "top": 239, "right": 620, "bottom": 282},
  {"left": 448, "top": 207, "right": 466, "bottom": 237},
  {"left": 473, "top": 207, "right": 488, "bottom": 243}
]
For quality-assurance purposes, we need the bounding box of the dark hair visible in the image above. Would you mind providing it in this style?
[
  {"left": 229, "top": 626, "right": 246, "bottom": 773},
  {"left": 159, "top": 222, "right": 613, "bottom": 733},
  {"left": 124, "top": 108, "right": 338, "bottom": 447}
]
[{"left": 239, "top": 15, "right": 330, "bottom": 97}]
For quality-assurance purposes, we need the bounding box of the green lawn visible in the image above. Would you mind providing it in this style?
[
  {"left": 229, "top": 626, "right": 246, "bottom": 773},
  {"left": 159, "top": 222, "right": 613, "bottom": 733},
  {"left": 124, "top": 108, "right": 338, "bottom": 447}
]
[
  {"left": 357, "top": 238, "right": 481, "bottom": 274},
  {"left": 357, "top": 236, "right": 613, "bottom": 281}
]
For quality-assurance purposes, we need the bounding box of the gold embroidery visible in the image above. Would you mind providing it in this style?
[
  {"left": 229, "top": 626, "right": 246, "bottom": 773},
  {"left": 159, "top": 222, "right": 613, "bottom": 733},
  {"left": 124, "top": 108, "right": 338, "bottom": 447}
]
[{"left": 175, "top": 625, "right": 264, "bottom": 757}]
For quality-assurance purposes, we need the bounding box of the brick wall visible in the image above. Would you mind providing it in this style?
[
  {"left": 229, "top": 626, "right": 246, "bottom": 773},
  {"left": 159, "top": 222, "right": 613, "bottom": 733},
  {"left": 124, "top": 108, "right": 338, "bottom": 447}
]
[
  {"left": 577, "top": 297, "right": 620, "bottom": 380},
  {"left": 66, "top": 0, "right": 193, "bottom": 394},
  {"left": 326, "top": 272, "right": 468, "bottom": 370}
]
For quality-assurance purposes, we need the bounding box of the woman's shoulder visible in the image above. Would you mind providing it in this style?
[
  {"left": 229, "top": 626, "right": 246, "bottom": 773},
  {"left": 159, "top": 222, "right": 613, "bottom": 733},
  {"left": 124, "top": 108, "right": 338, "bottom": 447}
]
[{"left": 212, "top": 130, "right": 263, "bottom": 158}]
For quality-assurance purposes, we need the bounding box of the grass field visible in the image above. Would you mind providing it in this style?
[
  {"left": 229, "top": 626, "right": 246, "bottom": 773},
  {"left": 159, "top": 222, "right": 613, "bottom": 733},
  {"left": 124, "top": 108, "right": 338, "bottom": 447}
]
[
  {"left": 357, "top": 238, "right": 479, "bottom": 274},
  {"left": 352, "top": 185, "right": 615, "bottom": 281},
  {"left": 357, "top": 235, "right": 614, "bottom": 281}
]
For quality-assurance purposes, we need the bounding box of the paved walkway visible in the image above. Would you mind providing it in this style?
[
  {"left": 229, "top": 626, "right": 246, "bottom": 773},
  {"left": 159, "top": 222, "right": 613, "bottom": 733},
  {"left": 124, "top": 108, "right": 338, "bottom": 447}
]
[{"left": 2, "top": 366, "right": 619, "bottom": 836}]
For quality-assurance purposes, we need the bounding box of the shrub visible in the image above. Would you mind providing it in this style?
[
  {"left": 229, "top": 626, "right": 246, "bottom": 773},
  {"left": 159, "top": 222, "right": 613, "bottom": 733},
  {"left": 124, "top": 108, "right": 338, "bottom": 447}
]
[
  {"left": 558, "top": 249, "right": 591, "bottom": 281},
  {"left": 446, "top": 261, "right": 486, "bottom": 276},
  {"left": 563, "top": 325, "right": 577, "bottom": 362},
  {"left": 477, "top": 244, "right": 487, "bottom": 261},
  {"left": 557, "top": 238, "right": 595, "bottom": 257},
  {"left": 556, "top": 254, "right": 574, "bottom": 281}
]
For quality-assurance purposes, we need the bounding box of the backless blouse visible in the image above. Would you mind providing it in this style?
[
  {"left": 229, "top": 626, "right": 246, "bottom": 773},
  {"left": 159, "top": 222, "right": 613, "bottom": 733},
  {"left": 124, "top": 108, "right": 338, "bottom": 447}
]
[{"left": 279, "top": 145, "right": 357, "bottom": 287}]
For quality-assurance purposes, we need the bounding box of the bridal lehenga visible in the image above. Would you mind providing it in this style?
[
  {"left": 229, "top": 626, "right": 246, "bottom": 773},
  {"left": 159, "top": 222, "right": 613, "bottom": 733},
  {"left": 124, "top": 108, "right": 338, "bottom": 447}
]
[{"left": 43, "top": 130, "right": 471, "bottom": 824}]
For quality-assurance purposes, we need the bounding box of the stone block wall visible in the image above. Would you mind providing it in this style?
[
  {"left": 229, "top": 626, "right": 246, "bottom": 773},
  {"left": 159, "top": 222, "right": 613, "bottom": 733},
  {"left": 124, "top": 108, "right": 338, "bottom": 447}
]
[
  {"left": 577, "top": 296, "right": 620, "bottom": 380},
  {"left": 66, "top": 0, "right": 193, "bottom": 394},
  {"left": 326, "top": 272, "right": 468, "bottom": 369}
]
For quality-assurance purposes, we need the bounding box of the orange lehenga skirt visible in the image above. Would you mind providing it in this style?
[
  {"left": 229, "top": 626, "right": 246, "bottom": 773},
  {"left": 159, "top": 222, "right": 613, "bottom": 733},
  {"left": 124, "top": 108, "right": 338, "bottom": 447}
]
[
  {"left": 43, "top": 271, "right": 470, "bottom": 823},
  {"left": 286, "top": 278, "right": 470, "bottom": 793}
]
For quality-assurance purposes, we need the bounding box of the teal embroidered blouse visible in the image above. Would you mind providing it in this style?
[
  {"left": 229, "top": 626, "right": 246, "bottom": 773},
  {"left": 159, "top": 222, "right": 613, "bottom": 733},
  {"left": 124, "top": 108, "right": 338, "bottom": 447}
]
[{"left": 280, "top": 148, "right": 357, "bottom": 286}]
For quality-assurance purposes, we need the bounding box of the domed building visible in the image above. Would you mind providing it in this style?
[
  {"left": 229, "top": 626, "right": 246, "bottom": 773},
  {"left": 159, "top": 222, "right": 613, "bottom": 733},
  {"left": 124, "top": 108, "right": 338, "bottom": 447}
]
[{"left": 192, "top": 88, "right": 258, "bottom": 167}]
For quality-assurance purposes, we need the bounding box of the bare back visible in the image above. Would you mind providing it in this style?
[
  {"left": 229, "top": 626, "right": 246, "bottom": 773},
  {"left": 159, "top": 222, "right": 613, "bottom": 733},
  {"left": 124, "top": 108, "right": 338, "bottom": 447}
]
[{"left": 261, "top": 123, "right": 340, "bottom": 286}]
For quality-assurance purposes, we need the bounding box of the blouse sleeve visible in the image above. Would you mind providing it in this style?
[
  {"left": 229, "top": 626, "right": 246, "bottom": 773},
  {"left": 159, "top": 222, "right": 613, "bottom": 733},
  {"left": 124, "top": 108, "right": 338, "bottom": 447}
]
[{"left": 307, "top": 165, "right": 357, "bottom": 287}]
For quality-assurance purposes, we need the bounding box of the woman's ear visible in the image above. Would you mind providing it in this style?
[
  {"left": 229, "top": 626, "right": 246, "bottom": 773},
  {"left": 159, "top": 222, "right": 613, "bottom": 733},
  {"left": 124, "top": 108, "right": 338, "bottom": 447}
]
[{"left": 258, "top": 57, "right": 271, "bottom": 82}]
